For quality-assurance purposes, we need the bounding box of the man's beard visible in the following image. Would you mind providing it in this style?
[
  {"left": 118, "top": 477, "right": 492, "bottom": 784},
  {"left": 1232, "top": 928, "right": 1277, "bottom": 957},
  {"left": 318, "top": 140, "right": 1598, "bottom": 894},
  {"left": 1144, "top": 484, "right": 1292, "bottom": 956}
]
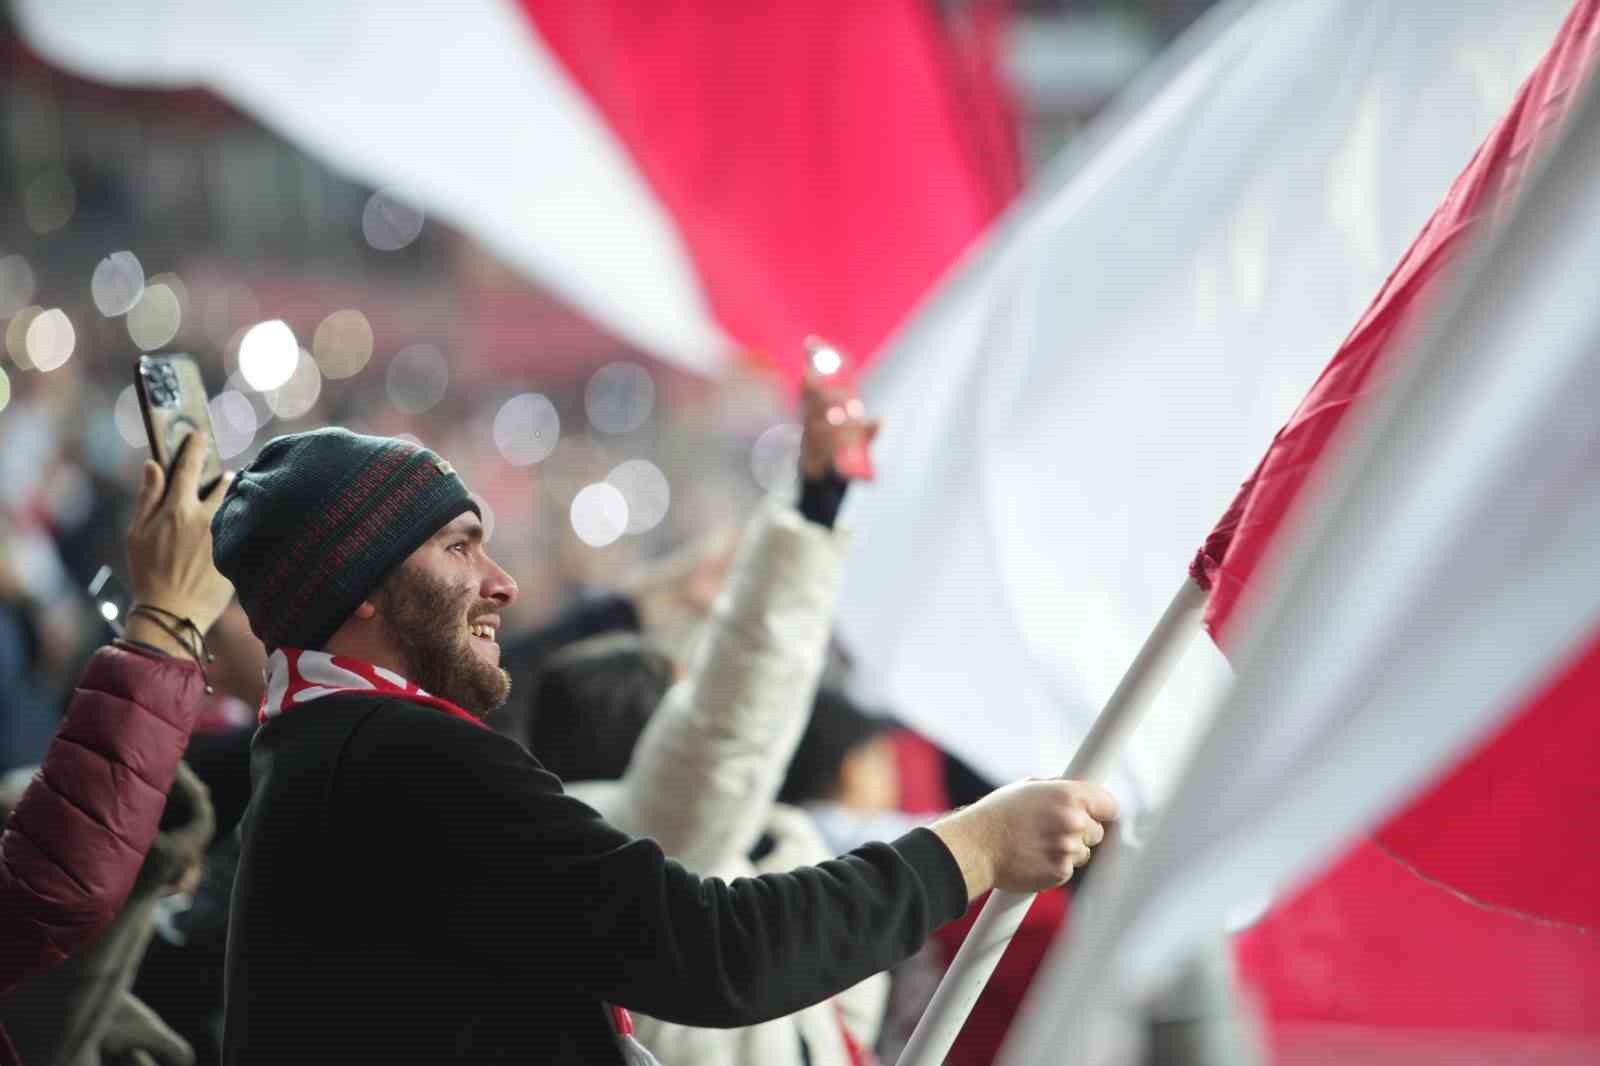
[{"left": 376, "top": 564, "right": 510, "bottom": 719}]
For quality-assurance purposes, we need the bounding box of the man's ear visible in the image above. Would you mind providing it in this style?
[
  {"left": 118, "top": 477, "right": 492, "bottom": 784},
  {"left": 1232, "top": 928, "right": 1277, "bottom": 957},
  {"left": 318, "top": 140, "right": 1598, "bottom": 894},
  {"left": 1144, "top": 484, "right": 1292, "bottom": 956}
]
[{"left": 353, "top": 600, "right": 378, "bottom": 620}]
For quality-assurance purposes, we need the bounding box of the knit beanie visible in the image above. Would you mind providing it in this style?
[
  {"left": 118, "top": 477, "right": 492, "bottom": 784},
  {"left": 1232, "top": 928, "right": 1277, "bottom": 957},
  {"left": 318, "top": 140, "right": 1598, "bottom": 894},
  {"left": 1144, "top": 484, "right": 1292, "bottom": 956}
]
[{"left": 212, "top": 428, "right": 478, "bottom": 649}]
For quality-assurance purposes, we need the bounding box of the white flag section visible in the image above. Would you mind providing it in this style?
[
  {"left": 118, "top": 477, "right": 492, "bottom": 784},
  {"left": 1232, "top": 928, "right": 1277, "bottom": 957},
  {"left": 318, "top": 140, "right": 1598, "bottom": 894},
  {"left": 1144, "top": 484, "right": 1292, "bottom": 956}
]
[
  {"left": 1000, "top": 81, "right": 1600, "bottom": 1066},
  {"left": 836, "top": 0, "right": 1568, "bottom": 795},
  {"left": 13, "top": 0, "right": 730, "bottom": 374}
]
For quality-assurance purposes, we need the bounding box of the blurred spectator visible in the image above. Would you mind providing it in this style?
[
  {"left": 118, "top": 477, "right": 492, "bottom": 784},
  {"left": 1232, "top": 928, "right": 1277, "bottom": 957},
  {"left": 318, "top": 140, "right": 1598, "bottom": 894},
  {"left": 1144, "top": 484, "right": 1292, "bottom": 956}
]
[
  {"left": 132, "top": 833, "right": 241, "bottom": 1066},
  {"left": 0, "top": 760, "right": 215, "bottom": 1066},
  {"left": 0, "top": 439, "right": 236, "bottom": 1066},
  {"left": 779, "top": 689, "right": 927, "bottom": 854},
  {"left": 528, "top": 633, "right": 676, "bottom": 782},
  {"left": 0, "top": 542, "right": 56, "bottom": 772},
  {"left": 130, "top": 724, "right": 253, "bottom": 1066}
]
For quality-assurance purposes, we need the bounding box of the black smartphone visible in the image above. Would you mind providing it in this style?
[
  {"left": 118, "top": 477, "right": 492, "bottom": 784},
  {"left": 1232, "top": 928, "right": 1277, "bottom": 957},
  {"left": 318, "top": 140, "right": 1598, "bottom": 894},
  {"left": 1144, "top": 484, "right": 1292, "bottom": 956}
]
[{"left": 134, "top": 353, "right": 224, "bottom": 497}]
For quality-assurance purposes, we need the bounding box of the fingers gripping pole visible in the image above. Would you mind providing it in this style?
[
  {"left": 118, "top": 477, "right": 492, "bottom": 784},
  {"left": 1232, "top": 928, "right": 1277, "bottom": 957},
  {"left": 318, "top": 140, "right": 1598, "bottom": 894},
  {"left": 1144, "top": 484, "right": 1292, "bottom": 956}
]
[{"left": 896, "top": 578, "right": 1209, "bottom": 1066}]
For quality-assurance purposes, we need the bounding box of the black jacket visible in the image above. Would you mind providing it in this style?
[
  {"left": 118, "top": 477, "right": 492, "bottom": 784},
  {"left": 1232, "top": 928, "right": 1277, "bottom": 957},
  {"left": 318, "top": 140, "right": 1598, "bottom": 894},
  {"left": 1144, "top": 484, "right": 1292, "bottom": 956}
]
[{"left": 222, "top": 695, "right": 967, "bottom": 1065}]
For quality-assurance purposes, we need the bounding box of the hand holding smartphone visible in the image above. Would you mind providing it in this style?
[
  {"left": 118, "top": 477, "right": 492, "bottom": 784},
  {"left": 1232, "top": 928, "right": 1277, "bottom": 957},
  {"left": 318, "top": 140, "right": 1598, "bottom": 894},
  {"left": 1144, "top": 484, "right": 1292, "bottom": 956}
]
[{"left": 134, "top": 354, "right": 225, "bottom": 498}]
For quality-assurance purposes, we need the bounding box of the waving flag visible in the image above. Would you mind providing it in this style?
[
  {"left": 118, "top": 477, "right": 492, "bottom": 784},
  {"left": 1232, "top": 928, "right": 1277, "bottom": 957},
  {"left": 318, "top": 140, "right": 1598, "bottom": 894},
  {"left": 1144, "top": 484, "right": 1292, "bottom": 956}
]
[
  {"left": 1183, "top": 0, "right": 1600, "bottom": 1040},
  {"left": 14, "top": 0, "right": 1017, "bottom": 381},
  {"left": 1005, "top": 24, "right": 1600, "bottom": 1062},
  {"left": 836, "top": 0, "right": 1568, "bottom": 792}
]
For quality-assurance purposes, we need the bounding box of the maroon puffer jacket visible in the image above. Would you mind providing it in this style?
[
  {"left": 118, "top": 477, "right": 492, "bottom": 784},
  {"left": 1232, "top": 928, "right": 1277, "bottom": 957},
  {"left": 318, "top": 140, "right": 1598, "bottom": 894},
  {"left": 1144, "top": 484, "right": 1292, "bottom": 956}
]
[{"left": 0, "top": 642, "right": 205, "bottom": 1066}]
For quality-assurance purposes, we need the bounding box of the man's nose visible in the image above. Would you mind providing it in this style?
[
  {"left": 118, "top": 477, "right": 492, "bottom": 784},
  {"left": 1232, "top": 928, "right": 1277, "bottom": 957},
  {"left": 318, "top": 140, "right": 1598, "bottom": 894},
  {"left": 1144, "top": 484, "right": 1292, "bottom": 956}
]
[{"left": 481, "top": 555, "right": 518, "bottom": 606}]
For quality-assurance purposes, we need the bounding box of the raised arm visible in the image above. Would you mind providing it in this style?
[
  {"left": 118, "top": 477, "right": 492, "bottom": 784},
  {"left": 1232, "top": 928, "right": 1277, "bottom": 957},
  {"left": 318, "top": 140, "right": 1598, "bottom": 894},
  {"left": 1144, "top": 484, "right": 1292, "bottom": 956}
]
[
  {"left": 0, "top": 438, "right": 233, "bottom": 994},
  {"left": 609, "top": 363, "right": 877, "bottom": 872}
]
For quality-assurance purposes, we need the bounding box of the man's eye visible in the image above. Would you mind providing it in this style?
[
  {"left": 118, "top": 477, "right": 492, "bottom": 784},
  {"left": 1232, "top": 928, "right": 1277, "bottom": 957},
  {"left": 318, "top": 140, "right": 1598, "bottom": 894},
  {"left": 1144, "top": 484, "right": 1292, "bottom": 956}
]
[{"left": 449, "top": 542, "right": 469, "bottom": 555}]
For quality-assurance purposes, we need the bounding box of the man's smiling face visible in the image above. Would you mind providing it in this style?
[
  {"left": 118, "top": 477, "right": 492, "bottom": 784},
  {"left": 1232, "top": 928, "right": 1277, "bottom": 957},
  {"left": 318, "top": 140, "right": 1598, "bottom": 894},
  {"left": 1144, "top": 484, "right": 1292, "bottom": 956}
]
[{"left": 375, "top": 510, "right": 518, "bottom": 717}]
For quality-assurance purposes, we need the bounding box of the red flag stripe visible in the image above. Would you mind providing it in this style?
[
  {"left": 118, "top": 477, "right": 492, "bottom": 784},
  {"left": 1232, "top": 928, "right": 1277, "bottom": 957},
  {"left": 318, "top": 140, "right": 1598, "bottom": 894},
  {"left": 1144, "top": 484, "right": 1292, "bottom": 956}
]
[{"left": 517, "top": 1, "right": 1020, "bottom": 383}]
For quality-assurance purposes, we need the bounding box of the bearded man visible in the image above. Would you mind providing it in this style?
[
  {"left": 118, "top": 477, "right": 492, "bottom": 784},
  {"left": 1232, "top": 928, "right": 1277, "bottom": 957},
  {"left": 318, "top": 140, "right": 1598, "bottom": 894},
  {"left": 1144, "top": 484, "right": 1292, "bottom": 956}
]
[{"left": 214, "top": 428, "right": 1117, "bottom": 1066}]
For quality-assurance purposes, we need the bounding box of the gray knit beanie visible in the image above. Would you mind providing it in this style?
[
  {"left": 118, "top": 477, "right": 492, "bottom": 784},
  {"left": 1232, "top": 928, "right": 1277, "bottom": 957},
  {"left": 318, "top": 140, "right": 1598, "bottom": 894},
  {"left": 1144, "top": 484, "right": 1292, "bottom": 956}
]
[{"left": 212, "top": 428, "right": 478, "bottom": 649}]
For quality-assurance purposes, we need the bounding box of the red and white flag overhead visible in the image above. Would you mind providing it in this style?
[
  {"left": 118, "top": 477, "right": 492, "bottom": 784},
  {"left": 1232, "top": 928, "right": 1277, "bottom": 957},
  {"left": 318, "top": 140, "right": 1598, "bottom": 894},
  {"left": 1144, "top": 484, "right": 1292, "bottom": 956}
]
[{"left": 15, "top": 0, "right": 1017, "bottom": 383}]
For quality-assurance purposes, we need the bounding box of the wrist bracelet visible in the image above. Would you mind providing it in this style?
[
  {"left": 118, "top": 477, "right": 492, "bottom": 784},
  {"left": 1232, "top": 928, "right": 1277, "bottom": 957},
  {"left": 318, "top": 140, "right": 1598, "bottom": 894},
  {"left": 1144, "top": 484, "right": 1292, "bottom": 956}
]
[{"left": 128, "top": 604, "right": 214, "bottom": 693}]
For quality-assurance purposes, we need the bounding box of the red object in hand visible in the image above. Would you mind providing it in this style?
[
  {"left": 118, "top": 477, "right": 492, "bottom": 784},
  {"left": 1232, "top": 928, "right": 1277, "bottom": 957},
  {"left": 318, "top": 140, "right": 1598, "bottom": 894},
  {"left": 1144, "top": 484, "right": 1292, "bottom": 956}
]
[
  {"left": 807, "top": 338, "right": 876, "bottom": 481},
  {"left": 833, "top": 437, "right": 875, "bottom": 482}
]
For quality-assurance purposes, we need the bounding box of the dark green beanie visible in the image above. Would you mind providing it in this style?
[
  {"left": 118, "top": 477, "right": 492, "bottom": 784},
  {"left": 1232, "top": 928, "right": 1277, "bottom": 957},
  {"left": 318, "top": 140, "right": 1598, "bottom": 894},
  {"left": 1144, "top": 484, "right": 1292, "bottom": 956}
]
[{"left": 212, "top": 428, "right": 478, "bottom": 649}]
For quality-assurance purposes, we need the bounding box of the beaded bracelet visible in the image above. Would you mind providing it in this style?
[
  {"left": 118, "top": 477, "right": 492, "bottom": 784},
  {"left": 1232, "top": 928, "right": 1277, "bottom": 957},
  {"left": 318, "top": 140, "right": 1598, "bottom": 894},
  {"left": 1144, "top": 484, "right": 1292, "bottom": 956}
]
[{"left": 128, "top": 603, "right": 215, "bottom": 693}]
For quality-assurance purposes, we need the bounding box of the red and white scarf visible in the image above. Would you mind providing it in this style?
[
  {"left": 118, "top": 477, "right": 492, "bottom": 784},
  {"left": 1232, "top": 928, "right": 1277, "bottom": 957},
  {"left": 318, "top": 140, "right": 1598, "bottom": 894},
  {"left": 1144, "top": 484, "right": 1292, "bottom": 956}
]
[
  {"left": 260, "top": 648, "right": 483, "bottom": 727},
  {"left": 260, "top": 649, "right": 661, "bottom": 1066}
]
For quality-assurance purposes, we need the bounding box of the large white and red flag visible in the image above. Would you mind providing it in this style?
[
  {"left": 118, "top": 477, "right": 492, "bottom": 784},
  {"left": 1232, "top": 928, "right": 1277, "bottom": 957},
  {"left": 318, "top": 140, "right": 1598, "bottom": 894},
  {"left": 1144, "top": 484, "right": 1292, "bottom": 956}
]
[
  {"left": 1188, "top": 0, "right": 1600, "bottom": 1050},
  {"left": 1003, "top": 3, "right": 1600, "bottom": 1062},
  {"left": 14, "top": 0, "right": 1017, "bottom": 382},
  {"left": 835, "top": 0, "right": 1569, "bottom": 796}
]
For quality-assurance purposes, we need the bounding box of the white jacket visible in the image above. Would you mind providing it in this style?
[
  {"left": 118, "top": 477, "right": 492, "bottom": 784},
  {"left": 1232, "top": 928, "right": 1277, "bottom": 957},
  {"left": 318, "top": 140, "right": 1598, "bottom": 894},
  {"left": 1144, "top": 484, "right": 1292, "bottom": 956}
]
[{"left": 567, "top": 501, "right": 885, "bottom": 1066}]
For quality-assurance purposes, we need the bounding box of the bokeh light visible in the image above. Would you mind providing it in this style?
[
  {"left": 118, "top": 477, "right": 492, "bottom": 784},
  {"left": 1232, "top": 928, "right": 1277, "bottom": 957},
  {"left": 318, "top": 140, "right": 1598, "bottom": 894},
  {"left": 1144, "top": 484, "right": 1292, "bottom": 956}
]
[
  {"left": 0, "top": 366, "right": 10, "bottom": 415},
  {"left": 5, "top": 306, "right": 42, "bottom": 368},
  {"left": 750, "top": 423, "right": 802, "bottom": 493},
  {"left": 492, "top": 392, "right": 560, "bottom": 466},
  {"left": 265, "top": 349, "right": 323, "bottom": 420},
  {"left": 570, "top": 482, "right": 629, "bottom": 548},
  {"left": 606, "top": 459, "right": 670, "bottom": 534},
  {"left": 24, "top": 171, "right": 75, "bottom": 234},
  {"left": 0, "top": 255, "right": 36, "bottom": 318},
  {"left": 91, "top": 251, "right": 145, "bottom": 317},
  {"left": 26, "top": 309, "right": 76, "bottom": 372},
  {"left": 312, "top": 308, "right": 374, "bottom": 378},
  {"left": 210, "top": 389, "right": 259, "bottom": 459},
  {"left": 385, "top": 343, "right": 449, "bottom": 414},
  {"left": 126, "top": 282, "right": 182, "bottom": 351},
  {"left": 362, "top": 190, "right": 425, "bottom": 251},
  {"left": 238, "top": 320, "right": 300, "bottom": 391},
  {"left": 809, "top": 343, "right": 844, "bottom": 376},
  {"left": 114, "top": 385, "right": 147, "bottom": 448},
  {"left": 585, "top": 361, "right": 655, "bottom": 434}
]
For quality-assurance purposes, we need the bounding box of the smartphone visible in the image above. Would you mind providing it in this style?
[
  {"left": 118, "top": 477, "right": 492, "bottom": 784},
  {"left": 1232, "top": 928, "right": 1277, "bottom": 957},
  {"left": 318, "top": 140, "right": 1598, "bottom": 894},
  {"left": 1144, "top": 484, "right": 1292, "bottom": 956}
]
[
  {"left": 135, "top": 354, "right": 224, "bottom": 497},
  {"left": 88, "top": 564, "right": 130, "bottom": 638}
]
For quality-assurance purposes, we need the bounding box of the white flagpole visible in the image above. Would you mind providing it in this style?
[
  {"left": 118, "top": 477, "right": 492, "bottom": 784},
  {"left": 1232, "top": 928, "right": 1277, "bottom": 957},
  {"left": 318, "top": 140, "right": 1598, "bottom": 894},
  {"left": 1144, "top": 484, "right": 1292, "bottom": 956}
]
[{"left": 896, "top": 577, "right": 1209, "bottom": 1066}]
